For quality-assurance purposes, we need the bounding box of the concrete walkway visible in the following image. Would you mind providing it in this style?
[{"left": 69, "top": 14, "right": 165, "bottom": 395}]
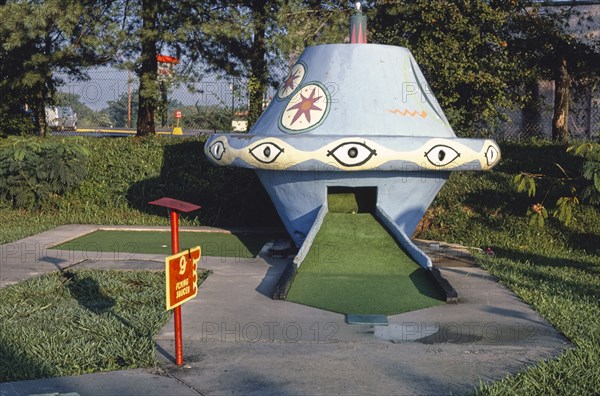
[{"left": 0, "top": 225, "right": 570, "bottom": 395}]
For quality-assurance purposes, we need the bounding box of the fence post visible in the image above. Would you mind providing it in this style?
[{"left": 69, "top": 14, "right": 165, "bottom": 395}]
[{"left": 588, "top": 87, "right": 593, "bottom": 140}]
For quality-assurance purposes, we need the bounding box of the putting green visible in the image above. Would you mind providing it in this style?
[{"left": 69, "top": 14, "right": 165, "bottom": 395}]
[
  {"left": 51, "top": 230, "right": 269, "bottom": 258},
  {"left": 286, "top": 213, "right": 444, "bottom": 315}
]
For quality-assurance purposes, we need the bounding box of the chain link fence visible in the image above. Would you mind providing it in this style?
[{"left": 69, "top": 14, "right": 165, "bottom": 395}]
[
  {"left": 494, "top": 80, "right": 600, "bottom": 142},
  {"left": 58, "top": 65, "right": 289, "bottom": 132},
  {"left": 60, "top": 66, "right": 599, "bottom": 141}
]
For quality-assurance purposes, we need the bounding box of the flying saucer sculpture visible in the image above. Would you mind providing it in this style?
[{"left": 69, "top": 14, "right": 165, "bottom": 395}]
[{"left": 204, "top": 7, "right": 500, "bottom": 270}]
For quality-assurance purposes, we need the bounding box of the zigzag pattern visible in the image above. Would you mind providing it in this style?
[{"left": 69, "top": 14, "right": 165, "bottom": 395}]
[{"left": 387, "top": 109, "right": 428, "bottom": 118}]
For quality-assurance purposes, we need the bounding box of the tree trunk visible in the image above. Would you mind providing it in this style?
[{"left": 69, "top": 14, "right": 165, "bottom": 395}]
[
  {"left": 33, "top": 99, "right": 47, "bottom": 137},
  {"left": 552, "top": 56, "right": 570, "bottom": 144},
  {"left": 247, "top": 1, "right": 268, "bottom": 130},
  {"left": 34, "top": 32, "right": 54, "bottom": 137},
  {"left": 136, "top": 0, "right": 159, "bottom": 137},
  {"left": 523, "top": 80, "right": 541, "bottom": 138}
]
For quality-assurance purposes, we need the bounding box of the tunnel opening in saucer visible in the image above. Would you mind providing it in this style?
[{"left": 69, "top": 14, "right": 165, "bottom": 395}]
[{"left": 327, "top": 186, "right": 377, "bottom": 214}]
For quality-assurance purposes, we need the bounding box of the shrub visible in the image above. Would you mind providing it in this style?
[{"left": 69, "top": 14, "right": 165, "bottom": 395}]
[
  {"left": 512, "top": 141, "right": 600, "bottom": 227},
  {"left": 0, "top": 137, "right": 89, "bottom": 208},
  {"left": 62, "top": 136, "right": 280, "bottom": 228}
]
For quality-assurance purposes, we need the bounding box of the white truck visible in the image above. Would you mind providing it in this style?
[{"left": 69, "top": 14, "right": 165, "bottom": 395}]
[{"left": 45, "top": 106, "right": 78, "bottom": 131}]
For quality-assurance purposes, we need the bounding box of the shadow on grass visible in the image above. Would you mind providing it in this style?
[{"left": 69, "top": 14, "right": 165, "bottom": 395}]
[
  {"left": 488, "top": 248, "right": 600, "bottom": 304},
  {"left": 0, "top": 343, "right": 51, "bottom": 383},
  {"left": 62, "top": 270, "right": 115, "bottom": 314},
  {"left": 463, "top": 188, "right": 525, "bottom": 218},
  {"left": 125, "top": 141, "right": 283, "bottom": 229},
  {"left": 61, "top": 271, "right": 153, "bottom": 342},
  {"left": 565, "top": 231, "right": 600, "bottom": 256},
  {"left": 493, "top": 247, "right": 600, "bottom": 278},
  {"left": 410, "top": 269, "right": 445, "bottom": 301}
]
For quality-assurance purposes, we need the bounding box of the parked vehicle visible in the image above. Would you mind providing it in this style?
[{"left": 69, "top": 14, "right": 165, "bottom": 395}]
[{"left": 45, "top": 106, "right": 78, "bottom": 131}]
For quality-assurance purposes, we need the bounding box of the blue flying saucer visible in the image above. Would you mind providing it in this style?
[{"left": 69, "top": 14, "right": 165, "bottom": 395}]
[{"left": 204, "top": 41, "right": 500, "bottom": 270}]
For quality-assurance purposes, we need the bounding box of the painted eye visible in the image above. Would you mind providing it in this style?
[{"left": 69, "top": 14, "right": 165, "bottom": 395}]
[
  {"left": 210, "top": 141, "right": 226, "bottom": 160},
  {"left": 485, "top": 145, "right": 499, "bottom": 166},
  {"left": 327, "top": 141, "right": 377, "bottom": 167},
  {"left": 425, "top": 145, "right": 460, "bottom": 167},
  {"left": 249, "top": 142, "right": 284, "bottom": 164}
]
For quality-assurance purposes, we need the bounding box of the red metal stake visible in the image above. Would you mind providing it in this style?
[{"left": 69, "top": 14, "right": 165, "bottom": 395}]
[
  {"left": 169, "top": 209, "right": 184, "bottom": 366},
  {"left": 149, "top": 197, "right": 201, "bottom": 367}
]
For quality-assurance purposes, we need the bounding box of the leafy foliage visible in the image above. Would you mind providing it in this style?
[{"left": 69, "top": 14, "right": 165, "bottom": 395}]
[
  {"left": 526, "top": 203, "right": 548, "bottom": 228},
  {"left": 0, "top": 137, "right": 89, "bottom": 209},
  {"left": 569, "top": 143, "right": 600, "bottom": 205},
  {"left": 553, "top": 195, "right": 579, "bottom": 225},
  {"left": 514, "top": 173, "right": 537, "bottom": 197},
  {"left": 512, "top": 142, "right": 600, "bottom": 227},
  {"left": 369, "top": 0, "right": 524, "bottom": 135},
  {"left": 0, "top": 0, "right": 115, "bottom": 136}
]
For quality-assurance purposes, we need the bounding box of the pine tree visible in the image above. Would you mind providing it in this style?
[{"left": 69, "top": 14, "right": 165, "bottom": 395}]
[
  {"left": 198, "top": 0, "right": 347, "bottom": 130},
  {"left": 0, "top": 0, "right": 114, "bottom": 136},
  {"left": 112, "top": 0, "right": 209, "bottom": 136}
]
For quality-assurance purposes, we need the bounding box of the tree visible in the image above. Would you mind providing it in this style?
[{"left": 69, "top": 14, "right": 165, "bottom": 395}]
[
  {"left": 369, "top": 0, "right": 526, "bottom": 136},
  {"left": 56, "top": 92, "right": 114, "bottom": 128},
  {"left": 111, "top": 0, "right": 211, "bottom": 136},
  {"left": 106, "top": 91, "right": 139, "bottom": 128},
  {"left": 135, "top": 0, "right": 159, "bottom": 135},
  {"left": 0, "top": 0, "right": 114, "bottom": 136},
  {"left": 199, "top": 1, "right": 348, "bottom": 129},
  {"left": 507, "top": 3, "right": 600, "bottom": 143}
]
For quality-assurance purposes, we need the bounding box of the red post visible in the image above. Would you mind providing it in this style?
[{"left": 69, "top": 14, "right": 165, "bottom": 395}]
[
  {"left": 149, "top": 197, "right": 201, "bottom": 367},
  {"left": 169, "top": 209, "right": 184, "bottom": 366}
]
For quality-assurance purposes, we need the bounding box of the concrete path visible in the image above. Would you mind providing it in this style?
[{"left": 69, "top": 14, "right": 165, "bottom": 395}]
[{"left": 0, "top": 225, "right": 570, "bottom": 395}]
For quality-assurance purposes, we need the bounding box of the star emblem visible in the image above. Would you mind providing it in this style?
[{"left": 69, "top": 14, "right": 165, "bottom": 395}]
[
  {"left": 282, "top": 69, "right": 301, "bottom": 93},
  {"left": 278, "top": 63, "right": 306, "bottom": 99},
  {"left": 287, "top": 87, "right": 323, "bottom": 125}
]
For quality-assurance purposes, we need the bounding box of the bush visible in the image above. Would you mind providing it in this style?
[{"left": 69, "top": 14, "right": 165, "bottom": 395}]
[
  {"left": 511, "top": 141, "right": 600, "bottom": 227},
  {"left": 64, "top": 136, "right": 280, "bottom": 227},
  {"left": 0, "top": 137, "right": 88, "bottom": 208}
]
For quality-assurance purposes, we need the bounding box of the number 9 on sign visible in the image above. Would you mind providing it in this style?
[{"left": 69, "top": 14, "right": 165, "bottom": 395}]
[
  {"left": 179, "top": 256, "right": 186, "bottom": 275},
  {"left": 165, "top": 246, "right": 201, "bottom": 310}
]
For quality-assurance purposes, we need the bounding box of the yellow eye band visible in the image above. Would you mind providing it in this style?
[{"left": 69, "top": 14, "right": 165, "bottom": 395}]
[{"left": 205, "top": 135, "right": 501, "bottom": 172}]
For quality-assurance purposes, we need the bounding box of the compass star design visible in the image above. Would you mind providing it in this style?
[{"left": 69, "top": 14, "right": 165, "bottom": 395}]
[{"left": 287, "top": 87, "right": 322, "bottom": 125}]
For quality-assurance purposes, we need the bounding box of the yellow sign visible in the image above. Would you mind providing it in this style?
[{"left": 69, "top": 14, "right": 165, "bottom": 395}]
[
  {"left": 172, "top": 127, "right": 183, "bottom": 135},
  {"left": 165, "top": 246, "right": 201, "bottom": 310}
]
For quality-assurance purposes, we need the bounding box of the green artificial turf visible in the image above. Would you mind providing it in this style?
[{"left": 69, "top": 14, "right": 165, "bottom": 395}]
[
  {"left": 51, "top": 230, "right": 268, "bottom": 258},
  {"left": 286, "top": 213, "right": 444, "bottom": 315}
]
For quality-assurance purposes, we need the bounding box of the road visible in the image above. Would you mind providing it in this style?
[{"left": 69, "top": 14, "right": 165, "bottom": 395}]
[{"left": 51, "top": 127, "right": 216, "bottom": 137}]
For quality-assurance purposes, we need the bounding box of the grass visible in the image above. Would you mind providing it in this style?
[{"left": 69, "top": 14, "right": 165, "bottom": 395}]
[
  {"left": 1, "top": 138, "right": 599, "bottom": 392},
  {"left": 414, "top": 141, "right": 600, "bottom": 394},
  {"left": 0, "top": 269, "right": 207, "bottom": 382},
  {"left": 286, "top": 213, "right": 444, "bottom": 315},
  {"left": 0, "top": 136, "right": 280, "bottom": 245},
  {"left": 51, "top": 230, "right": 269, "bottom": 258}
]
